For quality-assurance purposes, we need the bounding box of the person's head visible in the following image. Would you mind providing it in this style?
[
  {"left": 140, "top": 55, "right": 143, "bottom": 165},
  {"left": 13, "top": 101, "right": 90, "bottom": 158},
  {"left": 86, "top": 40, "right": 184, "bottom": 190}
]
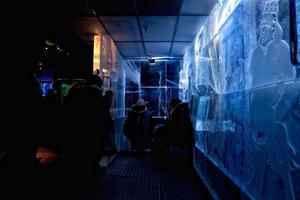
[
  {"left": 169, "top": 98, "right": 182, "bottom": 114},
  {"left": 131, "top": 99, "right": 148, "bottom": 113},
  {"left": 85, "top": 75, "right": 104, "bottom": 95}
]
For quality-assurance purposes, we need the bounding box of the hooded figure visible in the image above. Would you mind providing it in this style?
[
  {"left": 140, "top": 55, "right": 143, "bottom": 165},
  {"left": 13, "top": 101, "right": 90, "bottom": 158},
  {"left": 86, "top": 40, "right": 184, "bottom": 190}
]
[
  {"left": 123, "top": 99, "right": 153, "bottom": 152},
  {"left": 152, "top": 98, "right": 194, "bottom": 164},
  {"left": 166, "top": 98, "right": 194, "bottom": 147}
]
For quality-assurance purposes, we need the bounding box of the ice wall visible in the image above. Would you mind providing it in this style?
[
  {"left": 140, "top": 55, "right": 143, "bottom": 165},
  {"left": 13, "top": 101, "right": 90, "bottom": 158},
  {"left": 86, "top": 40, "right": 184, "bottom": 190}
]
[
  {"left": 99, "top": 35, "right": 126, "bottom": 151},
  {"left": 184, "top": 0, "right": 300, "bottom": 199}
]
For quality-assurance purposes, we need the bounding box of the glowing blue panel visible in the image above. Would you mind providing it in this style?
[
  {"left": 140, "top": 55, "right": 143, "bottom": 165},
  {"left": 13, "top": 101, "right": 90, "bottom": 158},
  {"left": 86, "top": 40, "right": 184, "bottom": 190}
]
[{"left": 185, "top": 0, "right": 300, "bottom": 199}]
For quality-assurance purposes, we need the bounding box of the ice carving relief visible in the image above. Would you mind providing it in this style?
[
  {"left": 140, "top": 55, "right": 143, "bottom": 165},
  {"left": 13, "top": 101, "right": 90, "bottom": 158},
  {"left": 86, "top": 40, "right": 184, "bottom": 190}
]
[
  {"left": 250, "top": 0, "right": 296, "bottom": 88},
  {"left": 226, "top": 36, "right": 245, "bottom": 91},
  {"left": 249, "top": 0, "right": 298, "bottom": 199},
  {"left": 187, "top": 0, "right": 300, "bottom": 199}
]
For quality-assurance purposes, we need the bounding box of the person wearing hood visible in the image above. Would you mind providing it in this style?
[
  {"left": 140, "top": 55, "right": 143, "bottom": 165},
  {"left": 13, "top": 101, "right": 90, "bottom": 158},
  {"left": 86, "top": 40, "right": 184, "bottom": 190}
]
[
  {"left": 152, "top": 98, "right": 194, "bottom": 165},
  {"left": 123, "top": 99, "right": 153, "bottom": 154}
]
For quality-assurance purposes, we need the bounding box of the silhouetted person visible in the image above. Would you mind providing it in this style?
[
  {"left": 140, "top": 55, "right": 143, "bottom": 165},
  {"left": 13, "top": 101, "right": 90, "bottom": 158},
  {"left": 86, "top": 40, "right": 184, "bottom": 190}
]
[
  {"left": 0, "top": 69, "right": 44, "bottom": 200},
  {"left": 1, "top": 1, "right": 91, "bottom": 199},
  {"left": 0, "top": 13, "right": 48, "bottom": 197},
  {"left": 62, "top": 75, "right": 108, "bottom": 194},
  {"left": 123, "top": 99, "right": 153, "bottom": 154},
  {"left": 152, "top": 98, "right": 194, "bottom": 164}
]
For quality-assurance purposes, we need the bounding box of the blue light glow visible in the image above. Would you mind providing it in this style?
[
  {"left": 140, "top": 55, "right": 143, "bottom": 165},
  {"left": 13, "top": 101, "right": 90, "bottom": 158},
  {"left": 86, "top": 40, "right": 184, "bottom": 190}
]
[{"left": 186, "top": 0, "right": 300, "bottom": 199}]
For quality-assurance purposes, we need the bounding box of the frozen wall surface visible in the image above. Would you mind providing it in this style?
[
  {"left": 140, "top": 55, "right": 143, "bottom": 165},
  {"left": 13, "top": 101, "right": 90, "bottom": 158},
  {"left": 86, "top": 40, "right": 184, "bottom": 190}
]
[
  {"left": 98, "top": 35, "right": 126, "bottom": 151},
  {"left": 184, "top": 0, "right": 300, "bottom": 199}
]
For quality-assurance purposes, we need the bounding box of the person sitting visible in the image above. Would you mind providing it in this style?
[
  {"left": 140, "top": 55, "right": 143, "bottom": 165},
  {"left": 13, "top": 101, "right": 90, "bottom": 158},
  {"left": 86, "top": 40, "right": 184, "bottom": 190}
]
[
  {"left": 152, "top": 98, "right": 194, "bottom": 164},
  {"left": 123, "top": 99, "right": 153, "bottom": 154}
]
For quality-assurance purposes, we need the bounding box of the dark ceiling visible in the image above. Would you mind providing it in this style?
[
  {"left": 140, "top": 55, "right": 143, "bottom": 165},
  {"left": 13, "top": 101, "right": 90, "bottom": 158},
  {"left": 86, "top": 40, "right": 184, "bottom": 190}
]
[
  {"left": 22, "top": 0, "right": 218, "bottom": 60},
  {"left": 90, "top": 0, "right": 183, "bottom": 16}
]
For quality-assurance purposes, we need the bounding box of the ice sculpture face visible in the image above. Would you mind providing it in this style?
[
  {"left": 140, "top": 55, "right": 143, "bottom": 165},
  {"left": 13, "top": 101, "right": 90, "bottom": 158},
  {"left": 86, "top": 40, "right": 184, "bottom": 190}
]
[{"left": 259, "top": 15, "right": 275, "bottom": 47}]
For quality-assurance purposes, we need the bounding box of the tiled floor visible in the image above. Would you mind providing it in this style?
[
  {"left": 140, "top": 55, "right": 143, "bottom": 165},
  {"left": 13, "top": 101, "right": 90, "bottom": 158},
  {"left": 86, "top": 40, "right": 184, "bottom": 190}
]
[
  {"left": 80, "top": 152, "right": 212, "bottom": 200},
  {"left": 9, "top": 151, "right": 211, "bottom": 200}
]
